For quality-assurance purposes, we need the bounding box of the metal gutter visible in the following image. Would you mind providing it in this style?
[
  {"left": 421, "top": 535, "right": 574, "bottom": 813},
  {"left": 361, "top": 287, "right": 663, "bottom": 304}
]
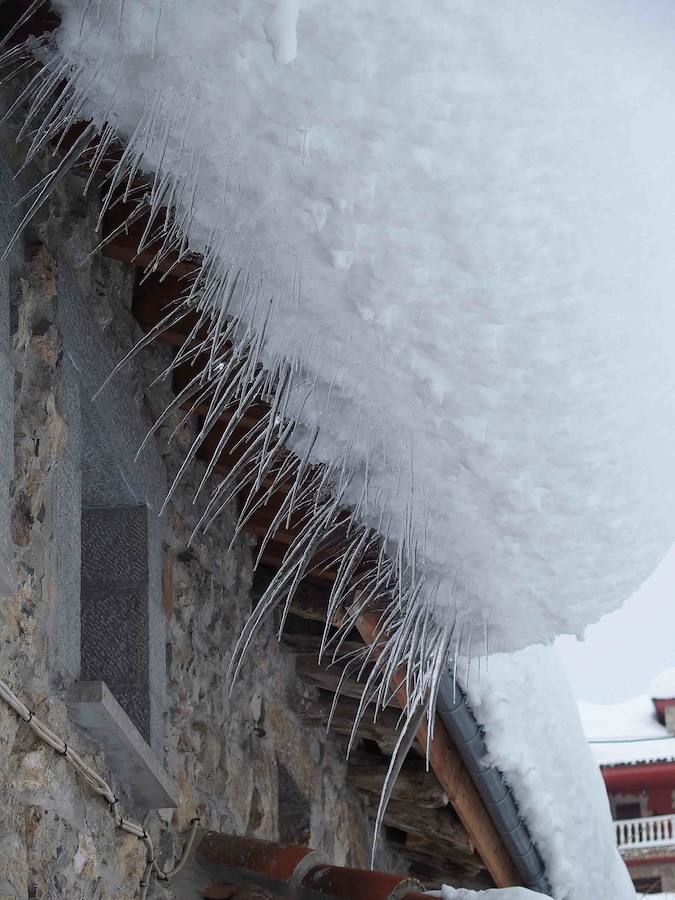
[{"left": 437, "top": 675, "right": 553, "bottom": 895}]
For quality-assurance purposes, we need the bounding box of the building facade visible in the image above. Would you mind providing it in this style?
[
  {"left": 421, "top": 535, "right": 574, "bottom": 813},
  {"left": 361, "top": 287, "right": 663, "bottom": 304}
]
[
  {"left": 583, "top": 671, "right": 675, "bottom": 895},
  {"left": 0, "top": 115, "right": 407, "bottom": 897},
  {"left": 0, "top": 51, "right": 499, "bottom": 895}
]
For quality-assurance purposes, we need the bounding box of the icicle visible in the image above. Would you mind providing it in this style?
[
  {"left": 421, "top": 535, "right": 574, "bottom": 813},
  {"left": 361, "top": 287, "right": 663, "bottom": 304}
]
[
  {"left": 0, "top": 1, "right": 48, "bottom": 51},
  {"left": 2, "top": 119, "right": 98, "bottom": 262},
  {"left": 0, "top": 44, "right": 467, "bottom": 850},
  {"left": 370, "top": 704, "right": 426, "bottom": 868},
  {"left": 151, "top": 0, "right": 165, "bottom": 59}
]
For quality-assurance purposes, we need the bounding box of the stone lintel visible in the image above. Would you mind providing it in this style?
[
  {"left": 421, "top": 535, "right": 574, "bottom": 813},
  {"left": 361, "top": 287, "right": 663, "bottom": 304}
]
[{"left": 66, "top": 679, "right": 178, "bottom": 810}]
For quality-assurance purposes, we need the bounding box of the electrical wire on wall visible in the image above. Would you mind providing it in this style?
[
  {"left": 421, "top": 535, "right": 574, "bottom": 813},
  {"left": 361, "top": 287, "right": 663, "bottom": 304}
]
[{"left": 0, "top": 675, "right": 199, "bottom": 900}]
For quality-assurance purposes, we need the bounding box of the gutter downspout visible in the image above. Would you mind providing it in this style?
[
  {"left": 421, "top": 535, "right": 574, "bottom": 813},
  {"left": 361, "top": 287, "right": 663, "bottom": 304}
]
[{"left": 436, "top": 675, "right": 552, "bottom": 895}]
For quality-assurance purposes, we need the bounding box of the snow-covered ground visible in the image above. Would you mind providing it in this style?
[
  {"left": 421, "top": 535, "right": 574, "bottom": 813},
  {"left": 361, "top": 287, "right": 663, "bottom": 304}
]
[
  {"left": 49, "top": 0, "right": 675, "bottom": 656},
  {"left": 464, "top": 646, "right": 635, "bottom": 900}
]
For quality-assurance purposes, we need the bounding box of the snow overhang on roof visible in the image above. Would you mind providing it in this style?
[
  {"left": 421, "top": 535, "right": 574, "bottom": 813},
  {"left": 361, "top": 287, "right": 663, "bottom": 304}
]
[
  {"left": 650, "top": 668, "right": 675, "bottom": 725},
  {"left": 15, "top": 0, "right": 675, "bottom": 665},
  {"left": 649, "top": 668, "right": 675, "bottom": 701},
  {"left": 0, "top": 3, "right": 658, "bottom": 898},
  {"left": 654, "top": 698, "right": 675, "bottom": 726}
]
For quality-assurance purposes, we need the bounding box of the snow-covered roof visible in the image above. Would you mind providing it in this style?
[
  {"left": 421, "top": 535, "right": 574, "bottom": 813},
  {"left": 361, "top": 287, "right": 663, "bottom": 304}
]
[
  {"left": 579, "top": 689, "right": 675, "bottom": 768},
  {"left": 466, "top": 646, "right": 634, "bottom": 900},
  {"left": 649, "top": 668, "right": 675, "bottom": 700},
  {"left": 50, "top": 0, "right": 675, "bottom": 659}
]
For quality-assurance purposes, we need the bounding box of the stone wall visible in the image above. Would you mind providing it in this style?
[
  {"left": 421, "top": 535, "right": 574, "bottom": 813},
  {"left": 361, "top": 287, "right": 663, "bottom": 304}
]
[{"left": 0, "top": 111, "right": 401, "bottom": 899}]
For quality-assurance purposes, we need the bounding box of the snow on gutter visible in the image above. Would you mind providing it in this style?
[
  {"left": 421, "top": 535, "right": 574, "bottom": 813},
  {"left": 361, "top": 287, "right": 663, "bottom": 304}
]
[
  {"left": 461, "top": 645, "right": 637, "bottom": 900},
  {"left": 437, "top": 677, "right": 551, "bottom": 895}
]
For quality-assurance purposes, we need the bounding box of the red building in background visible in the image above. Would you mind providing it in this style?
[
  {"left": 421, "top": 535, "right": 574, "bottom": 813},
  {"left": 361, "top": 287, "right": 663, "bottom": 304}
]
[{"left": 581, "top": 670, "right": 675, "bottom": 895}]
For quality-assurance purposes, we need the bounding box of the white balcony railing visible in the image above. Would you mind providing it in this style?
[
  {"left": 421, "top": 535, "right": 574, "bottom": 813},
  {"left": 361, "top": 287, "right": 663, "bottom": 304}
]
[{"left": 616, "top": 814, "right": 675, "bottom": 851}]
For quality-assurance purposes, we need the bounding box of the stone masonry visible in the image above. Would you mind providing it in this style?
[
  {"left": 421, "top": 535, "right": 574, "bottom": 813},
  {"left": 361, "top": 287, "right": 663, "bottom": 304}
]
[{"left": 0, "top": 99, "right": 402, "bottom": 898}]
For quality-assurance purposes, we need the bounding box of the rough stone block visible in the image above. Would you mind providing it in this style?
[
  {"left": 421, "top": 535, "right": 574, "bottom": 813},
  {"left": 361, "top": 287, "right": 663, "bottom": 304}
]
[
  {"left": 66, "top": 680, "right": 178, "bottom": 810},
  {"left": 0, "top": 353, "right": 15, "bottom": 596},
  {"left": 0, "top": 147, "right": 20, "bottom": 351},
  {"left": 81, "top": 506, "right": 148, "bottom": 589},
  {"left": 54, "top": 354, "right": 81, "bottom": 674},
  {"left": 58, "top": 255, "right": 168, "bottom": 755},
  {"left": 81, "top": 506, "right": 150, "bottom": 742},
  {"left": 0, "top": 153, "right": 19, "bottom": 595}
]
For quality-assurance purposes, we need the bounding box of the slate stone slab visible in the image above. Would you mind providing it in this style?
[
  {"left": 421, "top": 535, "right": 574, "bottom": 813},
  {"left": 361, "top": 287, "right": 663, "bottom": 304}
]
[
  {"left": 66, "top": 680, "right": 178, "bottom": 810},
  {"left": 81, "top": 506, "right": 150, "bottom": 742}
]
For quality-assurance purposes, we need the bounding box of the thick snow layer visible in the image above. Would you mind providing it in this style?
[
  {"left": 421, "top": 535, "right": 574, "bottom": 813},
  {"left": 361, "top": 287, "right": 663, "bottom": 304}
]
[
  {"left": 48, "top": 0, "right": 675, "bottom": 654},
  {"left": 580, "top": 693, "right": 675, "bottom": 767},
  {"left": 30, "top": 8, "right": 652, "bottom": 894},
  {"left": 429, "top": 888, "right": 551, "bottom": 899},
  {"left": 649, "top": 668, "right": 675, "bottom": 700},
  {"left": 464, "top": 646, "right": 635, "bottom": 900}
]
